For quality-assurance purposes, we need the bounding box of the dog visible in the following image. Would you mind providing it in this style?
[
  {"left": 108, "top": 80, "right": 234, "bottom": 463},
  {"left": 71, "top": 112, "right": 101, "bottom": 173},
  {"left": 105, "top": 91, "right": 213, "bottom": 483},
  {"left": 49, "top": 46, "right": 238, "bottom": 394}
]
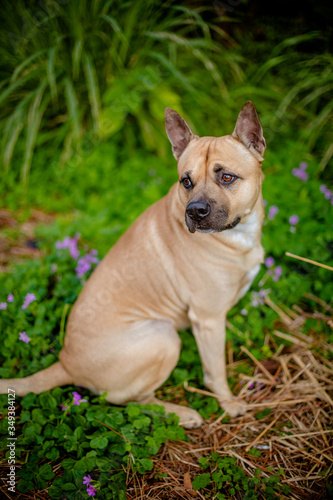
[{"left": 0, "top": 102, "right": 265, "bottom": 428}]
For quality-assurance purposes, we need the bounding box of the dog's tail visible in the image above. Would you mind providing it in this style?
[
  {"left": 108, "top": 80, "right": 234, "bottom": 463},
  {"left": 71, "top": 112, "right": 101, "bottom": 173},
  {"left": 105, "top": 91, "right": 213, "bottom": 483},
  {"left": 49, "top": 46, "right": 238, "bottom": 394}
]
[{"left": 0, "top": 362, "right": 73, "bottom": 396}]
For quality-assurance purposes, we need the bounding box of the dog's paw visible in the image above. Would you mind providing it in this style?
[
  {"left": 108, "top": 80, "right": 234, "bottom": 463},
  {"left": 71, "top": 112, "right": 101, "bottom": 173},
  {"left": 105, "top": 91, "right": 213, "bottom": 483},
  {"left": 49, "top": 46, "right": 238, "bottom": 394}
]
[
  {"left": 219, "top": 398, "right": 248, "bottom": 417},
  {"left": 178, "top": 407, "right": 204, "bottom": 429}
]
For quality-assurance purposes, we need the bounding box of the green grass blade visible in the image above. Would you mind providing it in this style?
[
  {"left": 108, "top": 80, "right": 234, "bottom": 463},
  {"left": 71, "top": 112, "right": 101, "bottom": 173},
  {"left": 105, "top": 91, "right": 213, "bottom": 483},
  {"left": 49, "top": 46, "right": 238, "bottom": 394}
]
[
  {"left": 83, "top": 53, "right": 100, "bottom": 133},
  {"left": 21, "top": 80, "right": 48, "bottom": 186},
  {"left": 47, "top": 46, "right": 58, "bottom": 109},
  {"left": 147, "top": 51, "right": 195, "bottom": 93},
  {"left": 72, "top": 40, "right": 83, "bottom": 81},
  {"left": 64, "top": 77, "right": 81, "bottom": 141},
  {"left": 10, "top": 49, "right": 46, "bottom": 82}
]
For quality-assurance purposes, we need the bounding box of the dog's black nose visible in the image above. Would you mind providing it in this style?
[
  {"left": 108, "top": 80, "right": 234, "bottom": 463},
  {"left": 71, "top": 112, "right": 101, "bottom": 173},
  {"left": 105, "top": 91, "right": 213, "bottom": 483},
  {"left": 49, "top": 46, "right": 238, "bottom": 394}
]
[{"left": 186, "top": 200, "right": 211, "bottom": 220}]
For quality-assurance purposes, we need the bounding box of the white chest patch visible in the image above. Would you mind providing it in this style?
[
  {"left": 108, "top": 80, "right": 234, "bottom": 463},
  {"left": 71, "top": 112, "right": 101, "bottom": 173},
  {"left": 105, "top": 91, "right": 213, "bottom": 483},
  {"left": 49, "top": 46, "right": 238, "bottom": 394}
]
[{"left": 238, "top": 263, "right": 261, "bottom": 301}]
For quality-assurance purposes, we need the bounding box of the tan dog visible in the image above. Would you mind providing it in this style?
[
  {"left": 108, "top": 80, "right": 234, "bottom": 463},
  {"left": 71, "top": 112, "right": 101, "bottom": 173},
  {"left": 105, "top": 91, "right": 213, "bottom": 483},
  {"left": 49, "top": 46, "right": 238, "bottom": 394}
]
[{"left": 0, "top": 102, "right": 265, "bottom": 428}]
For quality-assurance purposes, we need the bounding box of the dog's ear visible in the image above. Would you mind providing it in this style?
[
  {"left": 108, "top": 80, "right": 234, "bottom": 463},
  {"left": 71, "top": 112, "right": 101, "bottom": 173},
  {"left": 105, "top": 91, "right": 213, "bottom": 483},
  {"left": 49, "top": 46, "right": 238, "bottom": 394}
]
[
  {"left": 165, "top": 108, "right": 196, "bottom": 160},
  {"left": 232, "top": 101, "right": 266, "bottom": 161}
]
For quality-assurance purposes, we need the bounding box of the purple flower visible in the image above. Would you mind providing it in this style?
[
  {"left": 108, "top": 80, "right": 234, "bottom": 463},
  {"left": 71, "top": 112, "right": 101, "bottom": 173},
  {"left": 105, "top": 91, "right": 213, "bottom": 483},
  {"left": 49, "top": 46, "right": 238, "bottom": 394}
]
[
  {"left": 263, "top": 199, "right": 268, "bottom": 207},
  {"left": 60, "top": 404, "right": 69, "bottom": 411},
  {"left": 0, "top": 302, "right": 7, "bottom": 310},
  {"left": 72, "top": 391, "right": 87, "bottom": 406},
  {"left": 259, "top": 288, "right": 270, "bottom": 299},
  {"left": 7, "top": 294, "right": 14, "bottom": 303},
  {"left": 289, "top": 215, "right": 299, "bottom": 225},
  {"left": 319, "top": 185, "right": 333, "bottom": 202},
  {"left": 241, "top": 309, "right": 248, "bottom": 316},
  {"left": 19, "top": 332, "right": 30, "bottom": 343},
  {"left": 75, "top": 250, "right": 98, "bottom": 279},
  {"left": 292, "top": 168, "right": 308, "bottom": 182},
  {"left": 87, "top": 485, "right": 97, "bottom": 497},
  {"left": 273, "top": 266, "right": 282, "bottom": 281},
  {"left": 265, "top": 257, "right": 275, "bottom": 268},
  {"left": 56, "top": 235, "right": 80, "bottom": 260},
  {"left": 22, "top": 293, "right": 36, "bottom": 310},
  {"left": 83, "top": 475, "right": 92, "bottom": 485},
  {"left": 299, "top": 162, "right": 308, "bottom": 171},
  {"left": 267, "top": 206, "right": 279, "bottom": 220}
]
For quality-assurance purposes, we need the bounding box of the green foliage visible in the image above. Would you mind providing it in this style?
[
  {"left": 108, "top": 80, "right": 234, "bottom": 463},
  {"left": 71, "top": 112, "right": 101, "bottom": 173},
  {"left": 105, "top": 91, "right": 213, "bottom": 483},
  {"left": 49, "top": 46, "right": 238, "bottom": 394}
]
[
  {"left": 0, "top": 0, "right": 239, "bottom": 184},
  {"left": 0, "top": 388, "right": 184, "bottom": 498},
  {"left": 192, "top": 454, "right": 290, "bottom": 499}
]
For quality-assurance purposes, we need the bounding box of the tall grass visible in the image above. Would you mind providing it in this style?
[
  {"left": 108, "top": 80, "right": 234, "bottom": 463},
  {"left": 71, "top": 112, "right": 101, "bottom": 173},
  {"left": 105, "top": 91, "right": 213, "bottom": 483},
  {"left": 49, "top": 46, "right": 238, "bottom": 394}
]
[
  {"left": 241, "top": 32, "right": 333, "bottom": 170},
  {"left": 0, "top": 0, "right": 241, "bottom": 185}
]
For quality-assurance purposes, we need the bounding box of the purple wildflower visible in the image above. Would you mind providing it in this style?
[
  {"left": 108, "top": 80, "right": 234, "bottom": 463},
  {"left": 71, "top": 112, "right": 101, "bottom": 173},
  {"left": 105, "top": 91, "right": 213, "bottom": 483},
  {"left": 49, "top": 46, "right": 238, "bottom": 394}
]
[
  {"left": 72, "top": 391, "right": 87, "bottom": 406},
  {"left": 319, "top": 185, "right": 333, "bottom": 203},
  {"left": 289, "top": 215, "right": 299, "bottom": 225},
  {"left": 60, "top": 404, "right": 69, "bottom": 411},
  {"left": 75, "top": 250, "right": 98, "bottom": 279},
  {"left": 299, "top": 162, "right": 308, "bottom": 171},
  {"left": 265, "top": 257, "right": 275, "bottom": 268},
  {"left": 56, "top": 235, "right": 80, "bottom": 260},
  {"left": 83, "top": 475, "right": 92, "bottom": 485},
  {"left": 87, "top": 485, "right": 97, "bottom": 497},
  {"left": 7, "top": 294, "right": 14, "bottom": 303},
  {"left": 19, "top": 332, "right": 30, "bottom": 343},
  {"left": 273, "top": 266, "right": 282, "bottom": 282},
  {"left": 259, "top": 288, "right": 270, "bottom": 299},
  {"left": 0, "top": 302, "right": 7, "bottom": 310},
  {"left": 22, "top": 293, "right": 36, "bottom": 310},
  {"left": 267, "top": 206, "right": 279, "bottom": 220},
  {"left": 292, "top": 168, "right": 308, "bottom": 181},
  {"left": 241, "top": 309, "right": 248, "bottom": 316}
]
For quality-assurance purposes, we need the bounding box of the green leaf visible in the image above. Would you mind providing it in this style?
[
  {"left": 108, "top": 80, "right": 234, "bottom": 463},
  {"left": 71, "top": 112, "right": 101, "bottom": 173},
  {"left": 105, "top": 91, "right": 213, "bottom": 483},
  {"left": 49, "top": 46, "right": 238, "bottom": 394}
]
[
  {"left": 46, "top": 448, "right": 60, "bottom": 461},
  {"left": 90, "top": 435, "right": 108, "bottom": 449},
  {"left": 254, "top": 408, "right": 272, "bottom": 420},
  {"left": 62, "top": 483, "right": 77, "bottom": 490},
  {"left": 192, "top": 473, "right": 211, "bottom": 491},
  {"left": 39, "top": 463, "right": 55, "bottom": 480},
  {"left": 39, "top": 392, "right": 57, "bottom": 410},
  {"left": 137, "top": 458, "right": 154, "bottom": 474},
  {"left": 48, "top": 486, "right": 63, "bottom": 499},
  {"left": 61, "top": 458, "right": 76, "bottom": 470},
  {"left": 21, "top": 393, "right": 37, "bottom": 409}
]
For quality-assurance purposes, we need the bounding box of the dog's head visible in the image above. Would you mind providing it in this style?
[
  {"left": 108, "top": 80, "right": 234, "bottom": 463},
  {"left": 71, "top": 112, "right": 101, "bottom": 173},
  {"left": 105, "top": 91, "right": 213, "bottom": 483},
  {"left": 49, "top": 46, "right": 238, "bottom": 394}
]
[{"left": 165, "top": 102, "right": 265, "bottom": 233}]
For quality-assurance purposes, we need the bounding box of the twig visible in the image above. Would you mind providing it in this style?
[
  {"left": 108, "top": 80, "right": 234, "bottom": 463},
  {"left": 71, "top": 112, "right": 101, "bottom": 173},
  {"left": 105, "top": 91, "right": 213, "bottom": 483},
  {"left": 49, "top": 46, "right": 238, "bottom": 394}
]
[
  {"left": 245, "top": 413, "right": 282, "bottom": 452},
  {"left": 240, "top": 346, "right": 276, "bottom": 383},
  {"left": 285, "top": 252, "right": 333, "bottom": 271}
]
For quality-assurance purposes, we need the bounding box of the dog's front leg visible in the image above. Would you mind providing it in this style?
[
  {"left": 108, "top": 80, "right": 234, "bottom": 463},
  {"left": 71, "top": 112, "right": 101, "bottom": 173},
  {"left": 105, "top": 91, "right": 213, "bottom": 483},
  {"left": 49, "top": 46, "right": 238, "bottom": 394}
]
[{"left": 190, "top": 312, "right": 247, "bottom": 417}]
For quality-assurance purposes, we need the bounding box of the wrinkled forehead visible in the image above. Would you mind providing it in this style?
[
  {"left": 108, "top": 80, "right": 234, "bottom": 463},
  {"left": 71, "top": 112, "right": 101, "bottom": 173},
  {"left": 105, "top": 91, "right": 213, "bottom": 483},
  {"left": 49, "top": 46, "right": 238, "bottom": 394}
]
[{"left": 177, "top": 135, "right": 260, "bottom": 177}]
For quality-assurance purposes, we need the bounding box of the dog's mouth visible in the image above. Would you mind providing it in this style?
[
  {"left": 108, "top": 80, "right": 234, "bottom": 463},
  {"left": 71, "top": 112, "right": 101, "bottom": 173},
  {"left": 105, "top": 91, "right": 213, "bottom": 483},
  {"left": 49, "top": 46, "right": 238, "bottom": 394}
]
[{"left": 185, "top": 215, "right": 241, "bottom": 234}]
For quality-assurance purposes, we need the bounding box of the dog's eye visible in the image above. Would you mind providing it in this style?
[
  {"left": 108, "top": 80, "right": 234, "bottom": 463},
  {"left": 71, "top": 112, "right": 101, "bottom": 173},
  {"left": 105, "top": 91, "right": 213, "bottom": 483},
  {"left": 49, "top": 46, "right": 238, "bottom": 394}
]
[
  {"left": 182, "top": 178, "right": 192, "bottom": 189},
  {"left": 221, "top": 174, "right": 235, "bottom": 184}
]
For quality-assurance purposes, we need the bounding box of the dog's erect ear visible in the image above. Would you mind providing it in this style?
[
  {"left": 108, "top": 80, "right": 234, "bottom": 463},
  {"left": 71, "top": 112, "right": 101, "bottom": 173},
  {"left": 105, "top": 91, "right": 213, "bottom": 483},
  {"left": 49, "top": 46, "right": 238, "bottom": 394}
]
[
  {"left": 232, "top": 101, "right": 266, "bottom": 161},
  {"left": 165, "top": 108, "right": 196, "bottom": 160}
]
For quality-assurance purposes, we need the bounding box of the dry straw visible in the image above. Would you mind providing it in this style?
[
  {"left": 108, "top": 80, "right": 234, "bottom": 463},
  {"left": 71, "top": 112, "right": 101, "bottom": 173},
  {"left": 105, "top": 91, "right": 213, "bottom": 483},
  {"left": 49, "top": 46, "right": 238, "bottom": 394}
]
[{"left": 126, "top": 294, "right": 332, "bottom": 500}]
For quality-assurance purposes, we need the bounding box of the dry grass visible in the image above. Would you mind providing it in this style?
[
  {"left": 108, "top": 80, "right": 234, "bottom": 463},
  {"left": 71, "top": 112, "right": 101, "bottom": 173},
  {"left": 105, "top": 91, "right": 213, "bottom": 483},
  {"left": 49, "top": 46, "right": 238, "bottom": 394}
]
[{"left": 126, "top": 296, "right": 333, "bottom": 500}]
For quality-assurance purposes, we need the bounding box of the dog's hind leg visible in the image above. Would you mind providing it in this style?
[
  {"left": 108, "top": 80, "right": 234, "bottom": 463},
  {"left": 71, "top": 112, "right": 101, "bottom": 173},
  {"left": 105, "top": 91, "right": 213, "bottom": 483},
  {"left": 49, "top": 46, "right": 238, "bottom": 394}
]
[
  {"left": 0, "top": 362, "right": 73, "bottom": 396},
  {"left": 93, "top": 319, "right": 204, "bottom": 429}
]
